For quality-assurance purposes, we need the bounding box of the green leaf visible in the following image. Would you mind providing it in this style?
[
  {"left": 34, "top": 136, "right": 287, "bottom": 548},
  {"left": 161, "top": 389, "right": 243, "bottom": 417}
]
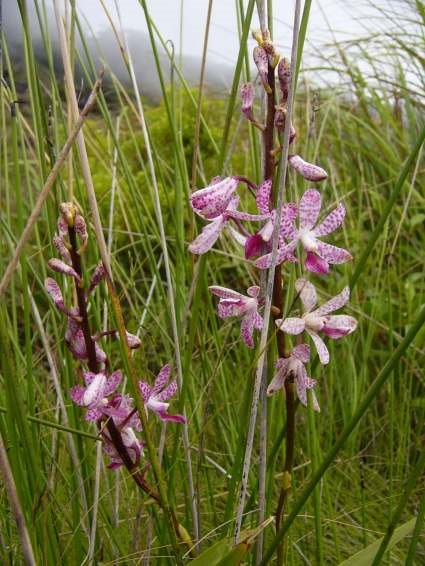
[{"left": 338, "top": 518, "right": 416, "bottom": 566}]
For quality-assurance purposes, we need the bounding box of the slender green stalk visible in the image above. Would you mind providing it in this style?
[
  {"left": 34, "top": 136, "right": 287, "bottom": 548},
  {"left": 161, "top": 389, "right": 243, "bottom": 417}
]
[{"left": 260, "top": 303, "right": 425, "bottom": 565}]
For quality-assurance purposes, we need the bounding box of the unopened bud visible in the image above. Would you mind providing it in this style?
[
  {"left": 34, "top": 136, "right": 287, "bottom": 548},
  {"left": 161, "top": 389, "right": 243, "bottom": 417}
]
[
  {"left": 278, "top": 57, "right": 291, "bottom": 104},
  {"left": 252, "top": 29, "right": 264, "bottom": 45},
  {"left": 288, "top": 155, "right": 328, "bottom": 182},
  {"left": 240, "top": 83, "right": 255, "bottom": 122},
  {"left": 253, "top": 46, "right": 271, "bottom": 93},
  {"left": 59, "top": 202, "right": 77, "bottom": 227}
]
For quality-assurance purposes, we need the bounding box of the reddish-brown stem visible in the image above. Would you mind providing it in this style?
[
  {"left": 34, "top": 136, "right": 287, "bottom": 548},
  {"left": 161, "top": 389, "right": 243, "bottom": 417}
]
[{"left": 261, "top": 52, "right": 295, "bottom": 566}]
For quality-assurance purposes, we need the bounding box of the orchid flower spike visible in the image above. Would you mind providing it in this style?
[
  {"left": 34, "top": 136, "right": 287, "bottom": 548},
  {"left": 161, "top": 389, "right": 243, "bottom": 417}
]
[
  {"left": 189, "top": 196, "right": 269, "bottom": 255},
  {"left": 276, "top": 279, "right": 357, "bottom": 364},
  {"left": 209, "top": 285, "right": 263, "bottom": 348},
  {"left": 289, "top": 154, "right": 328, "bottom": 182},
  {"left": 139, "top": 365, "right": 185, "bottom": 423},
  {"left": 267, "top": 344, "right": 320, "bottom": 411}
]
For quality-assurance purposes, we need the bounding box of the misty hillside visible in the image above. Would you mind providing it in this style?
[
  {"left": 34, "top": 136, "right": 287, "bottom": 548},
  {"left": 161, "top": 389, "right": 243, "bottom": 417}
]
[{"left": 4, "top": 1, "right": 234, "bottom": 102}]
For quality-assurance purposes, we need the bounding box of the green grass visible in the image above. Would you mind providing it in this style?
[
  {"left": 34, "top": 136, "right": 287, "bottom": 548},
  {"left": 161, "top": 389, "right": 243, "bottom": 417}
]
[{"left": 0, "top": 1, "right": 424, "bottom": 564}]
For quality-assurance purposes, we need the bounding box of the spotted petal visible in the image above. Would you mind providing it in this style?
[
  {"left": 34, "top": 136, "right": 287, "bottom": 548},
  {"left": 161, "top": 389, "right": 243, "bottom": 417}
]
[
  {"left": 316, "top": 241, "right": 352, "bottom": 265},
  {"left": 189, "top": 216, "right": 226, "bottom": 255},
  {"left": 292, "top": 343, "right": 310, "bottom": 363},
  {"left": 267, "top": 358, "right": 290, "bottom": 395},
  {"left": 190, "top": 177, "right": 238, "bottom": 219},
  {"left": 104, "top": 370, "right": 122, "bottom": 396},
  {"left": 313, "top": 203, "right": 346, "bottom": 237},
  {"left": 209, "top": 286, "right": 243, "bottom": 300},
  {"left": 322, "top": 315, "right": 357, "bottom": 339},
  {"left": 157, "top": 379, "right": 178, "bottom": 401},
  {"left": 256, "top": 180, "right": 272, "bottom": 214},
  {"left": 48, "top": 258, "right": 81, "bottom": 282},
  {"left": 276, "top": 317, "right": 305, "bottom": 335},
  {"left": 295, "top": 278, "right": 317, "bottom": 312},
  {"left": 308, "top": 330, "right": 330, "bottom": 364},
  {"left": 153, "top": 364, "right": 171, "bottom": 395},
  {"left": 299, "top": 189, "right": 321, "bottom": 230},
  {"left": 314, "top": 286, "right": 350, "bottom": 316}
]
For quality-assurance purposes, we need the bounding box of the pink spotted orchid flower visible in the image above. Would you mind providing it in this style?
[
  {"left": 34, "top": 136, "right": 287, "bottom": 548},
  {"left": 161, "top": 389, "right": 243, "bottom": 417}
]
[
  {"left": 255, "top": 189, "right": 352, "bottom": 273},
  {"left": 189, "top": 195, "right": 269, "bottom": 255},
  {"left": 70, "top": 370, "right": 122, "bottom": 421},
  {"left": 102, "top": 427, "right": 143, "bottom": 470},
  {"left": 209, "top": 285, "right": 263, "bottom": 348},
  {"left": 267, "top": 344, "right": 320, "bottom": 411},
  {"left": 190, "top": 177, "right": 239, "bottom": 219},
  {"left": 138, "top": 365, "right": 185, "bottom": 423},
  {"left": 276, "top": 278, "right": 357, "bottom": 364},
  {"left": 242, "top": 179, "right": 298, "bottom": 260}
]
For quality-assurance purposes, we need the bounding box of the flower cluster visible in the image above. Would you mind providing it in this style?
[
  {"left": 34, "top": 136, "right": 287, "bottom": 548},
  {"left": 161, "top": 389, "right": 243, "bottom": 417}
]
[
  {"left": 45, "top": 204, "right": 184, "bottom": 469},
  {"left": 187, "top": 31, "right": 358, "bottom": 410}
]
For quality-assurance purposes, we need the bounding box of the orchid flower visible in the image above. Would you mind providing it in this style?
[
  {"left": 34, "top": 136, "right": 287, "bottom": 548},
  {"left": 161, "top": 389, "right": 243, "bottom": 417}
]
[
  {"left": 267, "top": 344, "right": 320, "bottom": 411},
  {"left": 242, "top": 179, "right": 298, "bottom": 259},
  {"left": 255, "top": 189, "right": 352, "bottom": 273},
  {"left": 139, "top": 365, "right": 185, "bottom": 423},
  {"left": 102, "top": 427, "right": 143, "bottom": 470},
  {"left": 189, "top": 196, "right": 269, "bottom": 255},
  {"left": 276, "top": 279, "right": 357, "bottom": 364},
  {"left": 209, "top": 285, "right": 263, "bottom": 348},
  {"left": 70, "top": 370, "right": 122, "bottom": 421}
]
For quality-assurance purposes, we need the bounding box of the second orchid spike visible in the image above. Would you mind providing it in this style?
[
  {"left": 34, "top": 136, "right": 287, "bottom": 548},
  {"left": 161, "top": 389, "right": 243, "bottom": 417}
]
[{"left": 253, "top": 46, "right": 271, "bottom": 93}]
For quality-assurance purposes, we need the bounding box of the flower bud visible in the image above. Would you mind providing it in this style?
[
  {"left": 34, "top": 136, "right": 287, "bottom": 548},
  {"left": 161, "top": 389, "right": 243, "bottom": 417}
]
[
  {"left": 288, "top": 155, "right": 328, "bottom": 182},
  {"left": 278, "top": 57, "right": 291, "bottom": 105},
  {"left": 48, "top": 258, "right": 81, "bottom": 282},
  {"left": 74, "top": 214, "right": 88, "bottom": 253},
  {"left": 240, "top": 83, "right": 255, "bottom": 122},
  {"left": 59, "top": 202, "right": 77, "bottom": 227},
  {"left": 253, "top": 46, "right": 271, "bottom": 93}
]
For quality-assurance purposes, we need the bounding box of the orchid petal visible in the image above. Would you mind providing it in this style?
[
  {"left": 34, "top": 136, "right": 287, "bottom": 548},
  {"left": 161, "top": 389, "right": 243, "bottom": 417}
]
[
  {"left": 256, "top": 180, "right": 272, "bottom": 214},
  {"left": 53, "top": 235, "right": 71, "bottom": 264},
  {"left": 314, "top": 286, "right": 350, "bottom": 316},
  {"left": 104, "top": 370, "right": 122, "bottom": 396},
  {"left": 267, "top": 360, "right": 289, "bottom": 395},
  {"left": 189, "top": 217, "right": 225, "bottom": 254},
  {"left": 316, "top": 241, "right": 352, "bottom": 265},
  {"left": 305, "top": 251, "right": 330, "bottom": 274},
  {"left": 276, "top": 317, "right": 305, "bottom": 335},
  {"left": 322, "top": 315, "right": 358, "bottom": 338},
  {"left": 240, "top": 312, "right": 255, "bottom": 348},
  {"left": 157, "top": 380, "right": 178, "bottom": 401},
  {"left": 308, "top": 330, "right": 330, "bottom": 364},
  {"left": 48, "top": 258, "right": 81, "bottom": 282},
  {"left": 292, "top": 343, "right": 310, "bottom": 363},
  {"left": 209, "top": 286, "right": 243, "bottom": 300},
  {"left": 247, "top": 286, "right": 260, "bottom": 298},
  {"left": 314, "top": 202, "right": 346, "bottom": 237},
  {"left": 190, "top": 177, "right": 238, "bottom": 219},
  {"left": 299, "top": 189, "right": 322, "bottom": 230},
  {"left": 87, "top": 263, "right": 105, "bottom": 296},
  {"left": 139, "top": 381, "right": 152, "bottom": 402},
  {"left": 295, "top": 278, "right": 317, "bottom": 312},
  {"left": 153, "top": 364, "right": 171, "bottom": 394}
]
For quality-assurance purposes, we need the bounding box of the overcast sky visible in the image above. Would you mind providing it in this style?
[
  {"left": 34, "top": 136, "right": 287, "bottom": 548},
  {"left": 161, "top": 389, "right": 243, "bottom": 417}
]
[{"left": 77, "top": 0, "right": 389, "bottom": 65}]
